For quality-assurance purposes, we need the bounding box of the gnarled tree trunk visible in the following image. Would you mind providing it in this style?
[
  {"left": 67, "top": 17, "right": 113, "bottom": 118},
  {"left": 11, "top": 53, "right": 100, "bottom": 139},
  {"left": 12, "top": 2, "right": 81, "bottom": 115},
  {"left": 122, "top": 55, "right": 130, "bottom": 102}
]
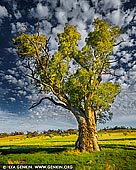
[{"left": 75, "top": 110, "right": 100, "bottom": 152}]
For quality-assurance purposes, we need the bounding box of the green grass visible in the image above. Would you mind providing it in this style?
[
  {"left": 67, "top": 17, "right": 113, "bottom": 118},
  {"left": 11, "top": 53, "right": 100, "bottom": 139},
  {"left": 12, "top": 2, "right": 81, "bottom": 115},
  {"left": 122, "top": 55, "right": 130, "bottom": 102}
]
[{"left": 0, "top": 131, "right": 136, "bottom": 170}]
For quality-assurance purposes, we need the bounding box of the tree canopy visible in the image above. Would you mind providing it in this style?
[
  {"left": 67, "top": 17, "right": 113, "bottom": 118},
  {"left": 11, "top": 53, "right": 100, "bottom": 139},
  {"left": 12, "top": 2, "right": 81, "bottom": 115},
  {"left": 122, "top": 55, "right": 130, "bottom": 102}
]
[
  {"left": 13, "top": 18, "right": 121, "bottom": 152},
  {"left": 13, "top": 18, "right": 120, "bottom": 122}
]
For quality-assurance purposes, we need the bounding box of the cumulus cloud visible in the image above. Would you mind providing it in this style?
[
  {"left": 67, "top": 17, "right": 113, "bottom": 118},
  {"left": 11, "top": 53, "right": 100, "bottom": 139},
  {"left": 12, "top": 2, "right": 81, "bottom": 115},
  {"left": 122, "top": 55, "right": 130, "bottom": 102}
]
[
  {"left": 0, "top": 5, "right": 8, "bottom": 25},
  {"left": 55, "top": 8, "right": 67, "bottom": 25},
  {"left": 52, "top": 24, "right": 64, "bottom": 35},
  {"left": 29, "top": 3, "right": 49, "bottom": 19},
  {"left": 0, "top": 5, "right": 8, "bottom": 18},
  {"left": 106, "top": 9, "right": 121, "bottom": 25},
  {"left": 39, "top": 20, "right": 53, "bottom": 35},
  {"left": 59, "top": 0, "right": 78, "bottom": 11},
  {"left": 8, "top": 97, "right": 16, "bottom": 102},
  {"left": 5, "top": 74, "right": 18, "bottom": 84},
  {"left": 11, "top": 22, "right": 27, "bottom": 34},
  {"left": 36, "top": 3, "right": 49, "bottom": 18},
  {"left": 103, "top": 0, "right": 121, "bottom": 10}
]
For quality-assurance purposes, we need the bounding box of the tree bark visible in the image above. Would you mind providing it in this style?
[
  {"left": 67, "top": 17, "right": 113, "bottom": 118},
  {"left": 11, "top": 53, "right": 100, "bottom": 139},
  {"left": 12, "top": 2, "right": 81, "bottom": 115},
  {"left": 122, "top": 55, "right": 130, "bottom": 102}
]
[{"left": 75, "top": 111, "right": 100, "bottom": 152}]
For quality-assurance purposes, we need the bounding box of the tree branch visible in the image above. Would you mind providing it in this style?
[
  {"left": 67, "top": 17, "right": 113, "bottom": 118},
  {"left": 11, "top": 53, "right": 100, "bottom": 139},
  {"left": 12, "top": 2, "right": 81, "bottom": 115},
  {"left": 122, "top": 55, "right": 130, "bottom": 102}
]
[
  {"left": 104, "top": 58, "right": 119, "bottom": 64},
  {"left": 22, "top": 33, "right": 42, "bottom": 66},
  {"left": 22, "top": 60, "right": 36, "bottom": 78},
  {"left": 113, "top": 39, "right": 126, "bottom": 46},
  {"left": 103, "top": 70, "right": 117, "bottom": 76},
  {"left": 29, "top": 96, "right": 69, "bottom": 110}
]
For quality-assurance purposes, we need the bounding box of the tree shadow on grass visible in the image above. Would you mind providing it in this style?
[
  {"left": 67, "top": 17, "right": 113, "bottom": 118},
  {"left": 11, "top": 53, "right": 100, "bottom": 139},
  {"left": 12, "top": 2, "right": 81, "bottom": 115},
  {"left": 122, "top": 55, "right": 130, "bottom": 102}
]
[
  {"left": 100, "top": 144, "right": 136, "bottom": 150},
  {"left": 0, "top": 144, "right": 75, "bottom": 155}
]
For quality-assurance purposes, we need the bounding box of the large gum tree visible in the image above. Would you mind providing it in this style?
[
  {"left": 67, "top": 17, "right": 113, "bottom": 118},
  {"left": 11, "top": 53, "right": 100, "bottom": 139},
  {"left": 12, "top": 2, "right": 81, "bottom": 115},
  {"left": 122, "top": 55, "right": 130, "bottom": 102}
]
[{"left": 13, "top": 18, "right": 121, "bottom": 152}]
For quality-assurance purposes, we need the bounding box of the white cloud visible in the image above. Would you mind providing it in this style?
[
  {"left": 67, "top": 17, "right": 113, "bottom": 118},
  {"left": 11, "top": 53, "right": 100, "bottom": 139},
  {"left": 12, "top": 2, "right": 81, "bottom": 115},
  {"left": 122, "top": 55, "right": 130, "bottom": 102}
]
[
  {"left": 123, "top": 9, "right": 136, "bottom": 25},
  {"left": 55, "top": 9, "right": 67, "bottom": 25},
  {"left": 11, "top": 22, "right": 27, "bottom": 34},
  {"left": 7, "top": 69, "right": 15, "bottom": 75},
  {"left": 36, "top": 3, "right": 49, "bottom": 18},
  {"left": 18, "top": 90, "right": 27, "bottom": 96},
  {"left": 39, "top": 20, "right": 52, "bottom": 35},
  {"left": 52, "top": 24, "right": 64, "bottom": 36},
  {"left": 8, "top": 97, "right": 16, "bottom": 102},
  {"left": 76, "top": 20, "right": 88, "bottom": 49},
  {"left": 6, "top": 47, "right": 17, "bottom": 56},
  {"left": 59, "top": 0, "right": 78, "bottom": 11},
  {"left": 5, "top": 75, "right": 17, "bottom": 84},
  {"left": 103, "top": 0, "right": 121, "bottom": 10},
  {"left": 49, "top": 37, "right": 58, "bottom": 50},
  {"left": 110, "top": 9, "right": 121, "bottom": 25},
  {"left": 0, "top": 5, "right": 8, "bottom": 18},
  {"left": 80, "top": 1, "right": 90, "bottom": 13},
  {"left": 29, "top": 3, "right": 49, "bottom": 19},
  {"left": 14, "top": 10, "right": 22, "bottom": 20},
  {"left": 17, "top": 79, "right": 25, "bottom": 87}
]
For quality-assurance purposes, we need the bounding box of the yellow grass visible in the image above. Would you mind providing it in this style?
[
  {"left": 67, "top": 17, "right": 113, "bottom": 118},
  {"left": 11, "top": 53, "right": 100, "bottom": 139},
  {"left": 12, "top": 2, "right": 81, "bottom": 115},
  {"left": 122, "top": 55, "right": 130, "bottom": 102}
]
[
  {"left": 98, "top": 131, "right": 136, "bottom": 146},
  {"left": 0, "top": 131, "right": 135, "bottom": 148},
  {"left": 0, "top": 134, "right": 77, "bottom": 147}
]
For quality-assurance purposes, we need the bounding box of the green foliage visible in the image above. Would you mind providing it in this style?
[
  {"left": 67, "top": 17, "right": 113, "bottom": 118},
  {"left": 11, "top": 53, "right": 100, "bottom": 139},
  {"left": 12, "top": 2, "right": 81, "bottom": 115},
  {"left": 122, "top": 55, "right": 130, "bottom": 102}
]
[
  {"left": 92, "top": 82, "right": 120, "bottom": 110},
  {"left": 13, "top": 18, "right": 121, "bottom": 122},
  {"left": 86, "top": 18, "right": 120, "bottom": 55},
  {"left": 13, "top": 33, "right": 47, "bottom": 59},
  {"left": 58, "top": 25, "right": 81, "bottom": 57}
]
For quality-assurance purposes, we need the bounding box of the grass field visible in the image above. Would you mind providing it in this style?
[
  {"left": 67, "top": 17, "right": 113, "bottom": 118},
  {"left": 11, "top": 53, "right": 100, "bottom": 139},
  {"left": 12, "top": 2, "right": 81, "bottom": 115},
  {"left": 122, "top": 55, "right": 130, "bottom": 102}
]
[{"left": 0, "top": 130, "right": 136, "bottom": 170}]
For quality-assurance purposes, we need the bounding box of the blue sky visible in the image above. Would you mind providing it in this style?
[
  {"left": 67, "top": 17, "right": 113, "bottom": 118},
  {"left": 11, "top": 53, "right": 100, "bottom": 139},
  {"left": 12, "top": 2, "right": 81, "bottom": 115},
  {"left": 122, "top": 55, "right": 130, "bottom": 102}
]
[{"left": 0, "top": 0, "right": 136, "bottom": 133}]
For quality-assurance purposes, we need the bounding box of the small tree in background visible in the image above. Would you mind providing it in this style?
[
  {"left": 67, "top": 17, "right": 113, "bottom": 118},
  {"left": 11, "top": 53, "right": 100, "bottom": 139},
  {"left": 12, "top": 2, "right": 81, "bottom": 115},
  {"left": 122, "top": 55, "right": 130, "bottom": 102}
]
[{"left": 13, "top": 18, "right": 121, "bottom": 152}]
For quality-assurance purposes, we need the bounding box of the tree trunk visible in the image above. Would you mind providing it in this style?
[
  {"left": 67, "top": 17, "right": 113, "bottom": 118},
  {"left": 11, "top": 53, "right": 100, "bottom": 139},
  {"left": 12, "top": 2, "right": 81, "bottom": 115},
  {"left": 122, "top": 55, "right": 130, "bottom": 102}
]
[{"left": 75, "top": 111, "right": 100, "bottom": 152}]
